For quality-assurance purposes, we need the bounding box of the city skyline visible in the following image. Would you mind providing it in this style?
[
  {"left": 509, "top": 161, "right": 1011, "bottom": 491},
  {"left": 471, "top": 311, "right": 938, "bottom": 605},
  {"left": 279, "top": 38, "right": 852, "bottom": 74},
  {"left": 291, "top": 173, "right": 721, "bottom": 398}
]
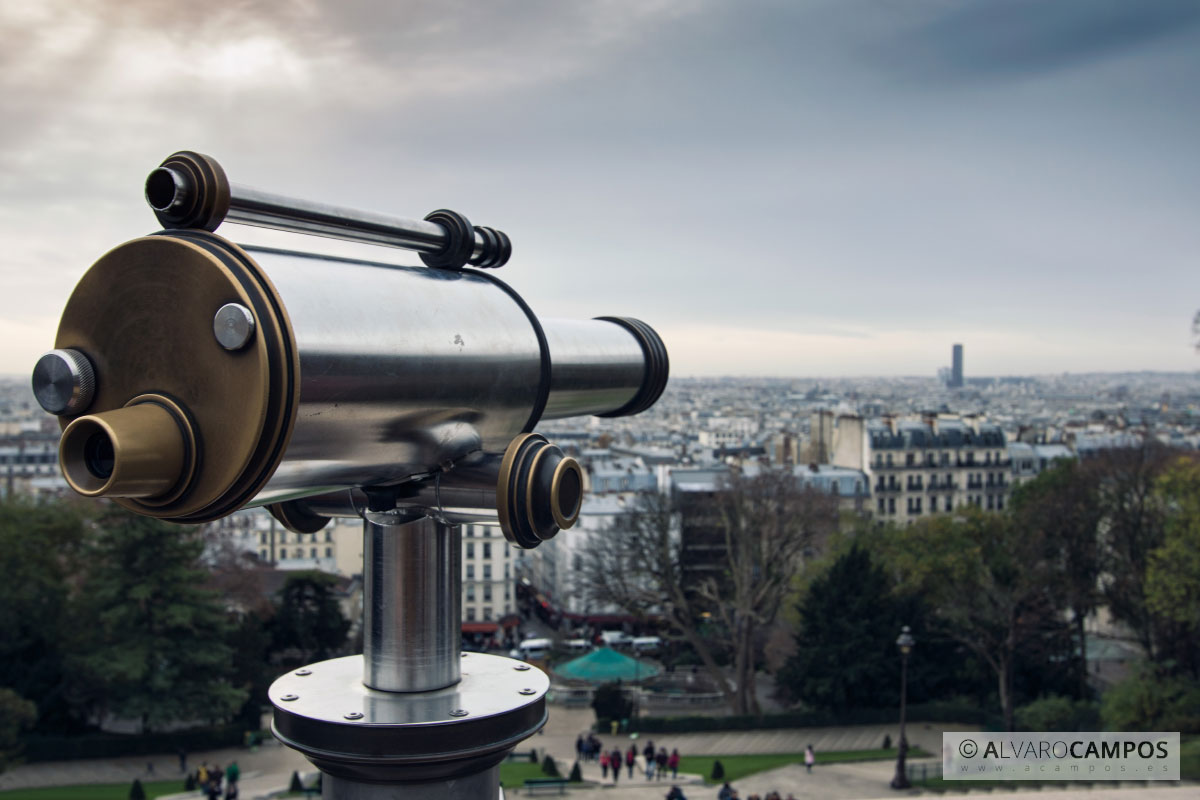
[{"left": 2, "top": 1, "right": 1199, "bottom": 378}]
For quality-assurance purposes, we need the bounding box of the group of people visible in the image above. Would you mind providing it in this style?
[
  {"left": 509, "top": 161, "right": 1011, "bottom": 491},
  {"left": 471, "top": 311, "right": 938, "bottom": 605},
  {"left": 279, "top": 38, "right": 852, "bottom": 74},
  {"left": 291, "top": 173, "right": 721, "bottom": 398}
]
[
  {"left": 184, "top": 761, "right": 239, "bottom": 799},
  {"left": 574, "top": 735, "right": 681, "bottom": 784},
  {"left": 718, "top": 790, "right": 796, "bottom": 800}
]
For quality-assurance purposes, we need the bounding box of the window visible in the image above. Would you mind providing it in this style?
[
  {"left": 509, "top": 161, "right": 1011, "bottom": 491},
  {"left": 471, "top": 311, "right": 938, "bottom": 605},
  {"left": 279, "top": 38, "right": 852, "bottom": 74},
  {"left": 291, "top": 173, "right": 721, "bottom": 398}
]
[
  {"left": 325, "top": 531, "right": 332, "bottom": 542},
  {"left": 888, "top": 498, "right": 896, "bottom": 513},
  {"left": 260, "top": 548, "right": 268, "bottom": 560},
  {"left": 877, "top": 498, "right": 885, "bottom": 514},
  {"left": 945, "top": 496, "right": 952, "bottom": 510},
  {"left": 483, "top": 607, "right": 493, "bottom": 621},
  {"left": 466, "top": 564, "right": 475, "bottom": 579},
  {"left": 986, "top": 495, "right": 994, "bottom": 510},
  {"left": 914, "top": 498, "right": 922, "bottom": 514},
  {"left": 466, "top": 526, "right": 474, "bottom": 538},
  {"left": 483, "top": 542, "right": 491, "bottom": 559},
  {"left": 905, "top": 453, "right": 914, "bottom": 466},
  {"left": 930, "top": 497, "right": 938, "bottom": 513},
  {"left": 997, "top": 496, "right": 1005, "bottom": 510},
  {"left": 466, "top": 542, "right": 474, "bottom": 559},
  {"left": 466, "top": 606, "right": 476, "bottom": 621},
  {"left": 325, "top": 547, "right": 333, "bottom": 558},
  {"left": 260, "top": 532, "right": 267, "bottom": 544},
  {"left": 466, "top": 585, "right": 476, "bottom": 602},
  {"left": 484, "top": 585, "right": 492, "bottom": 602},
  {"left": 483, "top": 564, "right": 492, "bottom": 579},
  {"left": 886, "top": 454, "right": 894, "bottom": 467},
  {"left": 310, "top": 547, "right": 317, "bottom": 558},
  {"left": 483, "top": 527, "right": 491, "bottom": 538}
]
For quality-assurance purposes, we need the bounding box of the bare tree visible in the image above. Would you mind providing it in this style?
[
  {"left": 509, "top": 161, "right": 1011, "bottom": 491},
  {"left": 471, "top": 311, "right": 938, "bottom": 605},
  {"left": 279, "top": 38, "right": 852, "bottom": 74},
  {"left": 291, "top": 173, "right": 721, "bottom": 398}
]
[{"left": 582, "top": 469, "right": 838, "bottom": 715}]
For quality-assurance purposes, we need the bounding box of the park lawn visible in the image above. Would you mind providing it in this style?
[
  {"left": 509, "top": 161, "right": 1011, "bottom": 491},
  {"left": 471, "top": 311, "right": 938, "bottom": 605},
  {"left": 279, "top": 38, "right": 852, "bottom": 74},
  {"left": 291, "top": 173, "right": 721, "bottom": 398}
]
[
  {"left": 0, "top": 780, "right": 186, "bottom": 799},
  {"left": 1181, "top": 734, "right": 1199, "bottom": 780},
  {"left": 499, "top": 760, "right": 552, "bottom": 788},
  {"left": 679, "top": 747, "right": 930, "bottom": 784}
]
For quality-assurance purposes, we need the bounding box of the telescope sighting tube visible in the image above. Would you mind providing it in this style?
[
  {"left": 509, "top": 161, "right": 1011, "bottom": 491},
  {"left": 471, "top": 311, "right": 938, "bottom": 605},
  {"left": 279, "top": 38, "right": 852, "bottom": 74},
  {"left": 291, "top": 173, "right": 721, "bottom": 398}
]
[{"left": 145, "top": 151, "right": 511, "bottom": 269}]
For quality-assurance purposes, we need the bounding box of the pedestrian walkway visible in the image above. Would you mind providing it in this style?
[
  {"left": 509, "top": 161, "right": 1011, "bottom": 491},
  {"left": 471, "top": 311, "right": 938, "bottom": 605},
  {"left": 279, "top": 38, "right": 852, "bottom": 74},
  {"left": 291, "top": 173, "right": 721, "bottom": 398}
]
[{"left": 3, "top": 706, "right": 1196, "bottom": 800}]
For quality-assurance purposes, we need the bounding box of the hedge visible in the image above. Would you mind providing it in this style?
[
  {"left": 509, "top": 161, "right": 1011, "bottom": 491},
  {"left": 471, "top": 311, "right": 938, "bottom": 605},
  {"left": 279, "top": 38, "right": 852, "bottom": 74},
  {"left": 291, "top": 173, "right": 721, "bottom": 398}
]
[
  {"left": 22, "top": 724, "right": 248, "bottom": 762},
  {"left": 628, "top": 702, "right": 1002, "bottom": 734}
]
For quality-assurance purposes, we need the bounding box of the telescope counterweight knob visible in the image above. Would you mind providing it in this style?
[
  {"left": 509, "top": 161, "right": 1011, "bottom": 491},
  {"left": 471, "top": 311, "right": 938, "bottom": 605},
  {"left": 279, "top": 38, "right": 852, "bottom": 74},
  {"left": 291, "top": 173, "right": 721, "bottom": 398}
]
[{"left": 32, "top": 349, "right": 96, "bottom": 416}]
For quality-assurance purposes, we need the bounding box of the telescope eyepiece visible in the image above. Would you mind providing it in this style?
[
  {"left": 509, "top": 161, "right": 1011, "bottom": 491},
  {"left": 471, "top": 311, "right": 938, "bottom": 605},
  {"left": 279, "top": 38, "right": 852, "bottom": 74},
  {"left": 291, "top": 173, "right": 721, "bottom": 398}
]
[{"left": 83, "top": 431, "right": 115, "bottom": 479}]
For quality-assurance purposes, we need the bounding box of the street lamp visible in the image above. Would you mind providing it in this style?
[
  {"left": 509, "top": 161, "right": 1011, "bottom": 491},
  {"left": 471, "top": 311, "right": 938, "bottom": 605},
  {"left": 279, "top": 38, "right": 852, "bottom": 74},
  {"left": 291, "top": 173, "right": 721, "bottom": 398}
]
[{"left": 891, "top": 625, "right": 916, "bottom": 790}]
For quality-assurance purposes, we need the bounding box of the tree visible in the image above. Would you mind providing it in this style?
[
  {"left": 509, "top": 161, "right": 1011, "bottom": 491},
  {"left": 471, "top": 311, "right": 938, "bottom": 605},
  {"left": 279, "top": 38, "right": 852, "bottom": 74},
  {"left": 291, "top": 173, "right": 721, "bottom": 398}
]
[
  {"left": 582, "top": 469, "right": 838, "bottom": 714},
  {"left": 776, "top": 543, "right": 949, "bottom": 711},
  {"left": 1145, "top": 456, "right": 1200, "bottom": 677},
  {"left": 0, "top": 499, "right": 91, "bottom": 732},
  {"left": 1092, "top": 443, "right": 1172, "bottom": 660},
  {"left": 590, "top": 682, "right": 632, "bottom": 723},
  {"left": 1011, "top": 461, "right": 1103, "bottom": 698},
  {"left": 73, "top": 508, "right": 245, "bottom": 731},
  {"left": 268, "top": 571, "right": 351, "bottom": 668},
  {"left": 882, "top": 507, "right": 1062, "bottom": 731},
  {"left": 0, "top": 688, "right": 36, "bottom": 774}
]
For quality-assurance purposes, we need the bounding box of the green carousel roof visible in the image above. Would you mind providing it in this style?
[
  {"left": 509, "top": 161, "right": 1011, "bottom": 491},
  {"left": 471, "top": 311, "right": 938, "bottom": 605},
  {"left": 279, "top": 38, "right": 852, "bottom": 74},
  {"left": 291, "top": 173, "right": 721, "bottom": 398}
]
[{"left": 554, "top": 646, "right": 660, "bottom": 683}]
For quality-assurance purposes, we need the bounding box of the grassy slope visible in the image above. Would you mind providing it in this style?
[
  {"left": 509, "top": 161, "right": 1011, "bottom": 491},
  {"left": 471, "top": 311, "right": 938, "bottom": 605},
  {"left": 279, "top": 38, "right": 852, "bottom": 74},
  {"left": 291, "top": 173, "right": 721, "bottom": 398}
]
[{"left": 679, "top": 747, "right": 930, "bottom": 784}]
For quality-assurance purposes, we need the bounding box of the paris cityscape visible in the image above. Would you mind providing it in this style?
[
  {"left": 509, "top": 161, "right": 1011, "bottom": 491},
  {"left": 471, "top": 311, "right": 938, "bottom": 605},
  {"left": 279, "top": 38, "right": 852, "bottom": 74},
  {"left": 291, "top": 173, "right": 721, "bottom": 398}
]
[{"left": 3, "top": 1, "right": 1200, "bottom": 799}]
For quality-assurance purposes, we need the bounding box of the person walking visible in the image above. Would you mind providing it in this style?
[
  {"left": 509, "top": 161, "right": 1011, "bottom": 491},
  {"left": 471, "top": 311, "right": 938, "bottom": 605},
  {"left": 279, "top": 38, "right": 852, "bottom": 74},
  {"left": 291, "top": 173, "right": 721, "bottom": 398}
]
[
  {"left": 611, "top": 748, "right": 623, "bottom": 785},
  {"left": 225, "top": 761, "right": 239, "bottom": 790},
  {"left": 626, "top": 744, "right": 636, "bottom": 779},
  {"left": 576, "top": 735, "right": 584, "bottom": 763},
  {"left": 668, "top": 747, "right": 679, "bottom": 778},
  {"left": 804, "top": 744, "right": 815, "bottom": 774},
  {"left": 644, "top": 740, "right": 656, "bottom": 779},
  {"left": 656, "top": 747, "right": 668, "bottom": 780},
  {"left": 600, "top": 749, "right": 610, "bottom": 779}
]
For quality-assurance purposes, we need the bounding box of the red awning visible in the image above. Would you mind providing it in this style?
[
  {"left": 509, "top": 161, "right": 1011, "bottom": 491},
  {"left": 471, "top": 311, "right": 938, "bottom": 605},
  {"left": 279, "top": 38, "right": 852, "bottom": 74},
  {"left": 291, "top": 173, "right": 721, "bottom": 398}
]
[{"left": 461, "top": 622, "right": 500, "bottom": 634}]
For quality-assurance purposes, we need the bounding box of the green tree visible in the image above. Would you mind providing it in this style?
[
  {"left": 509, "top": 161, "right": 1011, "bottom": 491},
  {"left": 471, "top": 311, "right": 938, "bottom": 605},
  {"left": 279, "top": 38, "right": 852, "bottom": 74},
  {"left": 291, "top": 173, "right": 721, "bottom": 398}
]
[
  {"left": 1101, "top": 661, "right": 1200, "bottom": 733},
  {"left": 1093, "top": 444, "right": 1172, "bottom": 660},
  {"left": 1012, "top": 461, "right": 1103, "bottom": 699},
  {"left": 778, "top": 544, "right": 902, "bottom": 710},
  {"left": 1146, "top": 456, "right": 1200, "bottom": 677},
  {"left": 74, "top": 509, "right": 244, "bottom": 731},
  {"left": 882, "top": 508, "right": 1062, "bottom": 731},
  {"left": 0, "top": 688, "right": 37, "bottom": 773},
  {"left": 268, "top": 571, "right": 350, "bottom": 668},
  {"left": 0, "top": 498, "right": 91, "bottom": 732}
]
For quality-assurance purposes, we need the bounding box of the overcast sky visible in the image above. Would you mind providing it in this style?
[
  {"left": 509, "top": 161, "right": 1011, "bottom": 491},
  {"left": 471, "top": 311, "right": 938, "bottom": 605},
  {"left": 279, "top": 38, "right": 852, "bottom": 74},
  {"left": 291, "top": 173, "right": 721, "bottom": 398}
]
[{"left": 2, "top": 0, "right": 1198, "bottom": 378}]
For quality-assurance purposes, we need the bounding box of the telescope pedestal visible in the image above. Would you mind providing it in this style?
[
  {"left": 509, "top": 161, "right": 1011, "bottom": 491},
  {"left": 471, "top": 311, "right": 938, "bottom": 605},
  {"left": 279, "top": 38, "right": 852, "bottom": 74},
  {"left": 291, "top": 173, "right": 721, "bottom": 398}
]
[{"left": 269, "top": 516, "right": 547, "bottom": 799}]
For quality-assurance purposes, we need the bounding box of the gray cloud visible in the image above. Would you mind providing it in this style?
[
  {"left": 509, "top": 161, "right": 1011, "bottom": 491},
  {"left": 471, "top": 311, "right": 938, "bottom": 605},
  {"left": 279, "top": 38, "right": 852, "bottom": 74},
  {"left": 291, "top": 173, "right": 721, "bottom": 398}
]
[
  {"left": 1, "top": 1, "right": 1198, "bottom": 376},
  {"left": 882, "top": 0, "right": 1200, "bottom": 81}
]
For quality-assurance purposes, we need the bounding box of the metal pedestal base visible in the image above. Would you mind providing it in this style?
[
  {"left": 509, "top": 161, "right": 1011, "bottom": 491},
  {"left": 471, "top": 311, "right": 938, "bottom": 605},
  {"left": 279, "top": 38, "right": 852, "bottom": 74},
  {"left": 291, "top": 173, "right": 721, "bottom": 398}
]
[{"left": 269, "top": 653, "right": 547, "bottom": 798}]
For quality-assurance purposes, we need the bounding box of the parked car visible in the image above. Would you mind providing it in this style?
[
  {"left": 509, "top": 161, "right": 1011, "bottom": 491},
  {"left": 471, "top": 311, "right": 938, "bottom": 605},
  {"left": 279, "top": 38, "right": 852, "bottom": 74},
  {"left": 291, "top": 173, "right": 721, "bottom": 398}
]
[{"left": 631, "top": 636, "right": 662, "bottom": 654}]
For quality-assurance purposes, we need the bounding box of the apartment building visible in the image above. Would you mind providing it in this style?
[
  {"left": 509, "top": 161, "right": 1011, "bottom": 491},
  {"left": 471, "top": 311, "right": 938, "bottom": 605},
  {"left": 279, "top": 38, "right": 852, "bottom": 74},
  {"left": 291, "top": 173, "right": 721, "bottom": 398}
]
[{"left": 823, "top": 413, "right": 1012, "bottom": 525}]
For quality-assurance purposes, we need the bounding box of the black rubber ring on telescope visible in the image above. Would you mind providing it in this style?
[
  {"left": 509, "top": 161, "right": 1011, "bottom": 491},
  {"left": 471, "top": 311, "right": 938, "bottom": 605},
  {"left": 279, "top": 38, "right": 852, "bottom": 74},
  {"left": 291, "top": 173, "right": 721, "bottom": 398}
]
[
  {"left": 461, "top": 268, "right": 552, "bottom": 434},
  {"left": 420, "top": 209, "right": 474, "bottom": 270},
  {"left": 468, "top": 226, "right": 512, "bottom": 269},
  {"left": 593, "top": 316, "right": 670, "bottom": 418}
]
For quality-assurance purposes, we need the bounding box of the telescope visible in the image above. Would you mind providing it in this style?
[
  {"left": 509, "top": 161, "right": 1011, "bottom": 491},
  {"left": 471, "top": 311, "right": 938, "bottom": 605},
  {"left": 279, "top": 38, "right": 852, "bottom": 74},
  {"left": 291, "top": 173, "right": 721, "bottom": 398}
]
[{"left": 32, "top": 151, "right": 668, "bottom": 799}]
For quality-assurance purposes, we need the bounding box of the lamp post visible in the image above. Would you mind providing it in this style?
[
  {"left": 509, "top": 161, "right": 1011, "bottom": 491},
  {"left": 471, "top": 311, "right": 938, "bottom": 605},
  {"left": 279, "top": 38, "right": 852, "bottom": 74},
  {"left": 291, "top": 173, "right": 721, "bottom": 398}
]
[{"left": 891, "top": 625, "right": 916, "bottom": 790}]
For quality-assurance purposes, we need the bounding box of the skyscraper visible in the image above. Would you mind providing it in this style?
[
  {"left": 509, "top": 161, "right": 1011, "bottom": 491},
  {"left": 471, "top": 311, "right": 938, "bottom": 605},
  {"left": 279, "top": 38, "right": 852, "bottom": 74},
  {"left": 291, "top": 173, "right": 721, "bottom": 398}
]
[{"left": 951, "top": 343, "right": 964, "bottom": 388}]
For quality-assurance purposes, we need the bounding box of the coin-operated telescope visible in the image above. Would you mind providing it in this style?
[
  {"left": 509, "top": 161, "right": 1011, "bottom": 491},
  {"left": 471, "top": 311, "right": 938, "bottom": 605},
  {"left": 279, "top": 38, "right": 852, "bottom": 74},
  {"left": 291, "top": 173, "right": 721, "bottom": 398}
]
[{"left": 33, "top": 151, "right": 667, "bottom": 800}]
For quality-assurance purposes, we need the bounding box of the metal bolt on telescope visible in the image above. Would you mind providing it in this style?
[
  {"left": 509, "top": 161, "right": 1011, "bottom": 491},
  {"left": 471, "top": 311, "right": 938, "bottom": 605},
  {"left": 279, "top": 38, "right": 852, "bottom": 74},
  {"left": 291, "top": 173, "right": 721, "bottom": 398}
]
[{"left": 33, "top": 151, "right": 668, "bottom": 800}]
